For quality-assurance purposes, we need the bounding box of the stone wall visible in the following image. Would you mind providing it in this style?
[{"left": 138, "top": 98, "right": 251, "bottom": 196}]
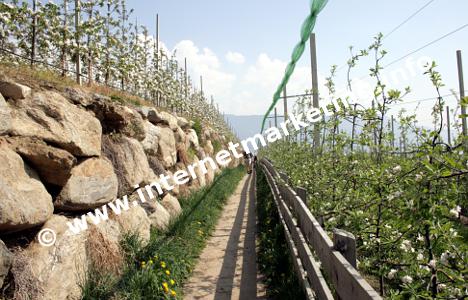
[{"left": 0, "top": 76, "right": 239, "bottom": 299}]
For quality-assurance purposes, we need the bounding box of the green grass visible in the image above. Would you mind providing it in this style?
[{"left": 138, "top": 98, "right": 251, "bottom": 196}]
[
  {"left": 82, "top": 166, "right": 245, "bottom": 300},
  {"left": 256, "top": 167, "right": 306, "bottom": 300},
  {"left": 192, "top": 118, "right": 202, "bottom": 142}
]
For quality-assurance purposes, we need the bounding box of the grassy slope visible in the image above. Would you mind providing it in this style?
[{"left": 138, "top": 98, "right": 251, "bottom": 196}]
[{"left": 82, "top": 166, "right": 245, "bottom": 300}]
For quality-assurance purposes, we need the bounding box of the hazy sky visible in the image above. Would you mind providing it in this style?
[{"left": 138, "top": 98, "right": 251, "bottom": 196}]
[{"left": 127, "top": 0, "right": 468, "bottom": 127}]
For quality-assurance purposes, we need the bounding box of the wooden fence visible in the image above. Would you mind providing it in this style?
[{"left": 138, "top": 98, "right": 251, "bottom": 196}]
[{"left": 260, "top": 158, "right": 382, "bottom": 300}]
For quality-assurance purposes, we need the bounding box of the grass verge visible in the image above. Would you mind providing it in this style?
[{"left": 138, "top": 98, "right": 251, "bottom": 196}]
[
  {"left": 81, "top": 166, "right": 245, "bottom": 300},
  {"left": 256, "top": 167, "right": 306, "bottom": 299}
]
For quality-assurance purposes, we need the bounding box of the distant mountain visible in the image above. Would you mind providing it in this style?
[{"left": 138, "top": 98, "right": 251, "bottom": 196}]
[
  {"left": 224, "top": 114, "right": 419, "bottom": 148},
  {"left": 224, "top": 114, "right": 281, "bottom": 140}
]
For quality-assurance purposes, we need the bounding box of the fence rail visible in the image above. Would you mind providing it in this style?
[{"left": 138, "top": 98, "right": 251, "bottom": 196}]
[{"left": 260, "top": 158, "right": 382, "bottom": 300}]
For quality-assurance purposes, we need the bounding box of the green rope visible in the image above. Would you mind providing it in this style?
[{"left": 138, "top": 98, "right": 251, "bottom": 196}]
[{"left": 260, "top": 0, "right": 328, "bottom": 133}]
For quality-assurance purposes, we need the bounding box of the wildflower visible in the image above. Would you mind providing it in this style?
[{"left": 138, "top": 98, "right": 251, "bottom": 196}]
[
  {"left": 387, "top": 269, "right": 397, "bottom": 279},
  {"left": 415, "top": 174, "right": 423, "bottom": 182},
  {"left": 170, "top": 290, "right": 177, "bottom": 296},
  {"left": 161, "top": 261, "right": 166, "bottom": 268},
  {"left": 416, "top": 253, "right": 424, "bottom": 261},
  {"left": 401, "top": 275, "right": 413, "bottom": 284},
  {"left": 438, "top": 284, "right": 446, "bottom": 291},
  {"left": 166, "top": 270, "right": 171, "bottom": 275},
  {"left": 162, "top": 282, "right": 169, "bottom": 293},
  {"left": 392, "top": 165, "right": 402, "bottom": 173},
  {"left": 428, "top": 259, "right": 436, "bottom": 269},
  {"left": 149, "top": 260, "right": 153, "bottom": 265},
  {"left": 417, "top": 234, "right": 424, "bottom": 242},
  {"left": 170, "top": 279, "right": 175, "bottom": 285}
]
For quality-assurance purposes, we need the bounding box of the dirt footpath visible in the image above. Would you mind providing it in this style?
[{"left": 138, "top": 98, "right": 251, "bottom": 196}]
[{"left": 183, "top": 173, "right": 267, "bottom": 300}]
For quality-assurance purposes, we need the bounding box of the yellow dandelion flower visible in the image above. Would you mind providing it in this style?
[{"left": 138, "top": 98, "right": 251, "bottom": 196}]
[
  {"left": 170, "top": 279, "right": 175, "bottom": 285},
  {"left": 148, "top": 260, "right": 153, "bottom": 265},
  {"left": 162, "top": 282, "right": 169, "bottom": 293},
  {"left": 170, "top": 290, "right": 176, "bottom": 296},
  {"left": 165, "top": 270, "right": 171, "bottom": 275},
  {"left": 160, "top": 261, "right": 166, "bottom": 268}
]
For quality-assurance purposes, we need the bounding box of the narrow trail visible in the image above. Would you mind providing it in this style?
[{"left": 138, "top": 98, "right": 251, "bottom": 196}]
[{"left": 183, "top": 172, "right": 267, "bottom": 300}]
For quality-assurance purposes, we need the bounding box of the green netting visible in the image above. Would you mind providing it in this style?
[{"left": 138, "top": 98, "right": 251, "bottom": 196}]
[{"left": 260, "top": 0, "right": 329, "bottom": 133}]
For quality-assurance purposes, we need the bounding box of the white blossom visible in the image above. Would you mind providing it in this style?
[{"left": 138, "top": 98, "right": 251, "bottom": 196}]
[
  {"left": 449, "top": 206, "right": 461, "bottom": 218},
  {"left": 400, "top": 240, "right": 412, "bottom": 252},
  {"left": 401, "top": 275, "right": 413, "bottom": 284},
  {"left": 419, "top": 265, "right": 430, "bottom": 272},
  {"left": 417, "top": 253, "right": 424, "bottom": 261},
  {"left": 392, "top": 165, "right": 402, "bottom": 173},
  {"left": 428, "top": 259, "right": 436, "bottom": 268},
  {"left": 440, "top": 252, "right": 450, "bottom": 265},
  {"left": 387, "top": 269, "right": 397, "bottom": 279}
]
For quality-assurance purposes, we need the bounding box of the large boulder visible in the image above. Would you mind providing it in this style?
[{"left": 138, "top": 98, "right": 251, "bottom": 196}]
[
  {"left": 55, "top": 157, "right": 118, "bottom": 211},
  {"left": 141, "top": 120, "right": 159, "bottom": 155},
  {"left": 156, "top": 126, "right": 177, "bottom": 168},
  {"left": 161, "top": 194, "right": 182, "bottom": 219},
  {"left": 113, "top": 206, "right": 151, "bottom": 246},
  {"left": 174, "top": 127, "right": 186, "bottom": 145},
  {"left": 0, "top": 93, "right": 11, "bottom": 135},
  {"left": 147, "top": 155, "right": 165, "bottom": 176},
  {"left": 89, "top": 101, "right": 146, "bottom": 141},
  {"left": 86, "top": 219, "right": 123, "bottom": 275},
  {"left": 64, "top": 87, "right": 94, "bottom": 107},
  {"left": 0, "top": 77, "right": 31, "bottom": 100},
  {"left": 186, "top": 129, "right": 200, "bottom": 151},
  {"left": 6, "top": 137, "right": 76, "bottom": 186},
  {"left": 192, "top": 155, "right": 206, "bottom": 188},
  {"left": 102, "top": 135, "right": 155, "bottom": 194},
  {"left": 12, "top": 215, "right": 88, "bottom": 300},
  {"left": 149, "top": 111, "right": 178, "bottom": 130},
  {"left": 204, "top": 140, "right": 214, "bottom": 155},
  {"left": 205, "top": 163, "right": 216, "bottom": 185},
  {"left": 8, "top": 91, "right": 102, "bottom": 157},
  {"left": 142, "top": 201, "right": 171, "bottom": 231},
  {"left": 0, "top": 240, "right": 12, "bottom": 288},
  {"left": 0, "top": 143, "right": 53, "bottom": 233},
  {"left": 177, "top": 117, "right": 190, "bottom": 129},
  {"left": 135, "top": 106, "right": 154, "bottom": 120}
]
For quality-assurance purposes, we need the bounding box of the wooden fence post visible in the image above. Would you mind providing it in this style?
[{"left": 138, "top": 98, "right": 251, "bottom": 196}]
[
  {"left": 457, "top": 50, "right": 467, "bottom": 148},
  {"left": 279, "top": 172, "right": 289, "bottom": 184},
  {"left": 274, "top": 107, "right": 278, "bottom": 127},
  {"left": 295, "top": 187, "right": 308, "bottom": 206},
  {"left": 310, "top": 33, "right": 320, "bottom": 150},
  {"left": 446, "top": 106, "right": 451, "bottom": 146},
  {"left": 333, "top": 229, "right": 357, "bottom": 268}
]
